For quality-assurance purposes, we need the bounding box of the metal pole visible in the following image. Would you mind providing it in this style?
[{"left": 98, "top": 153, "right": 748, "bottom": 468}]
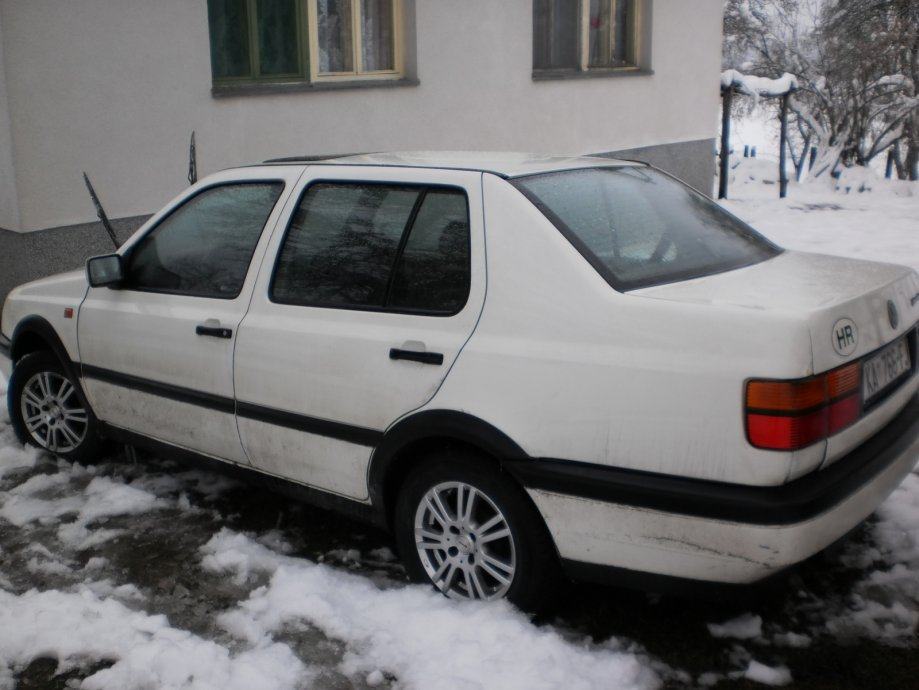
[
  {"left": 718, "top": 87, "right": 732, "bottom": 199},
  {"left": 779, "top": 92, "right": 790, "bottom": 198}
]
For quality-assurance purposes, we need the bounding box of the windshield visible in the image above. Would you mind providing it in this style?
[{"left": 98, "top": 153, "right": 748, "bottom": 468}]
[{"left": 512, "top": 167, "right": 781, "bottom": 291}]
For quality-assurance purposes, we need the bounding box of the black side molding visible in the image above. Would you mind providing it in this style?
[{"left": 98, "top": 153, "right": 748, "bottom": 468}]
[
  {"left": 79, "top": 364, "right": 382, "bottom": 447},
  {"left": 389, "top": 348, "right": 444, "bottom": 365},
  {"left": 81, "top": 364, "right": 236, "bottom": 414},
  {"left": 505, "top": 394, "right": 919, "bottom": 526},
  {"left": 237, "top": 402, "right": 382, "bottom": 447}
]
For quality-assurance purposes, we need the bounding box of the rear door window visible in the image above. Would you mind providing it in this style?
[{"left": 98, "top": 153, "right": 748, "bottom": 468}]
[
  {"left": 512, "top": 167, "right": 780, "bottom": 291},
  {"left": 389, "top": 190, "right": 470, "bottom": 314},
  {"left": 271, "top": 182, "right": 470, "bottom": 315}
]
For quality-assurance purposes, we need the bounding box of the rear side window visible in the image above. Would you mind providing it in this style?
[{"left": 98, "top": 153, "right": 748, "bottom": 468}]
[
  {"left": 271, "top": 182, "right": 470, "bottom": 315},
  {"left": 512, "top": 167, "right": 780, "bottom": 291},
  {"left": 389, "top": 191, "right": 470, "bottom": 313},
  {"left": 124, "top": 182, "right": 284, "bottom": 298}
]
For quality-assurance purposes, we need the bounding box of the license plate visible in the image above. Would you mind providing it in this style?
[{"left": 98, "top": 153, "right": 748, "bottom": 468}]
[{"left": 862, "top": 336, "right": 911, "bottom": 402}]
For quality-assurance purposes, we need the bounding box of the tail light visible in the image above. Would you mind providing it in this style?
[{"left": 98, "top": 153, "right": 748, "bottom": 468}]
[{"left": 746, "top": 362, "right": 861, "bottom": 450}]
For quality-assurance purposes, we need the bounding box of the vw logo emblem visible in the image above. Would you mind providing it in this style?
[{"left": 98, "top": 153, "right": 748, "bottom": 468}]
[{"left": 887, "top": 300, "right": 899, "bottom": 329}]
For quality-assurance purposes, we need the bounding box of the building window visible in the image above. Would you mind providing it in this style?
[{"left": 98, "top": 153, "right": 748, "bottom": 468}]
[
  {"left": 207, "top": 0, "right": 403, "bottom": 85},
  {"left": 533, "top": 0, "right": 641, "bottom": 75}
]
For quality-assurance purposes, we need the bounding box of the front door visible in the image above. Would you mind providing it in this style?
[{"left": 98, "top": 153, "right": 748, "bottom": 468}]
[
  {"left": 234, "top": 166, "right": 486, "bottom": 498},
  {"left": 78, "top": 169, "right": 299, "bottom": 462}
]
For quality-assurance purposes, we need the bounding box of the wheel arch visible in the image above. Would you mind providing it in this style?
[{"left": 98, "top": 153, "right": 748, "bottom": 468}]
[
  {"left": 10, "top": 315, "right": 80, "bottom": 382},
  {"left": 369, "top": 410, "right": 530, "bottom": 528}
]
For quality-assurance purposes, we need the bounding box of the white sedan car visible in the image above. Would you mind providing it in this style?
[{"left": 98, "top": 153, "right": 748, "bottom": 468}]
[{"left": 2, "top": 152, "right": 917, "bottom": 610}]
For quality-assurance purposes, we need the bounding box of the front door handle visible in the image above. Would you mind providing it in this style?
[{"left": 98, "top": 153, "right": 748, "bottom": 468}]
[
  {"left": 196, "top": 324, "right": 232, "bottom": 339},
  {"left": 390, "top": 348, "right": 444, "bottom": 365}
]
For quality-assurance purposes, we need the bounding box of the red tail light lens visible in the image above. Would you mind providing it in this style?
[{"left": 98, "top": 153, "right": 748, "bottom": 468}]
[{"left": 745, "top": 363, "right": 861, "bottom": 450}]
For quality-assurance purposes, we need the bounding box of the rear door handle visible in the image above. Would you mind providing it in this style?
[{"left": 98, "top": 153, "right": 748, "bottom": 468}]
[
  {"left": 196, "top": 324, "right": 232, "bottom": 339},
  {"left": 390, "top": 348, "right": 444, "bottom": 365}
]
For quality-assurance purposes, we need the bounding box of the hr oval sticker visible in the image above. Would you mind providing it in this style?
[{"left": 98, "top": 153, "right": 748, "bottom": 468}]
[{"left": 832, "top": 318, "right": 858, "bottom": 357}]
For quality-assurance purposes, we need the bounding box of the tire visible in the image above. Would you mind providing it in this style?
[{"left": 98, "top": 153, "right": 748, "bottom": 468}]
[
  {"left": 394, "top": 448, "right": 563, "bottom": 613},
  {"left": 8, "top": 351, "right": 103, "bottom": 463}
]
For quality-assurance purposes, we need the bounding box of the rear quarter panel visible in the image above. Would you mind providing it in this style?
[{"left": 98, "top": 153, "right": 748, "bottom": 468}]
[{"left": 425, "top": 175, "right": 822, "bottom": 486}]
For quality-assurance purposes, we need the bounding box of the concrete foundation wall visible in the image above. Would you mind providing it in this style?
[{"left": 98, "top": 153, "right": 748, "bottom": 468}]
[{"left": 599, "top": 137, "right": 716, "bottom": 195}]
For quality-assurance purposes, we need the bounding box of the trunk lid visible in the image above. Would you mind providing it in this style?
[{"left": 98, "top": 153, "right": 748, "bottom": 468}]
[
  {"left": 633, "top": 251, "right": 919, "bottom": 465},
  {"left": 633, "top": 251, "right": 918, "bottom": 372}
]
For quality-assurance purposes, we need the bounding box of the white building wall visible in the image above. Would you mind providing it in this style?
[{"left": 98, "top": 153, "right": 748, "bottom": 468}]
[
  {"left": 0, "top": 10, "right": 19, "bottom": 229},
  {"left": 0, "top": 0, "right": 723, "bottom": 231}
]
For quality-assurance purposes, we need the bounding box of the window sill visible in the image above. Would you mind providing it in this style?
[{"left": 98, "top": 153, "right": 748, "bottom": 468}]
[
  {"left": 211, "top": 77, "right": 420, "bottom": 99},
  {"left": 532, "top": 67, "right": 653, "bottom": 82}
]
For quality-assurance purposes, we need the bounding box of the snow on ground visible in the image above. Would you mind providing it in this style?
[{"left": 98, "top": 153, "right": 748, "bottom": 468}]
[
  {"left": 0, "top": 167, "right": 917, "bottom": 688},
  {"left": 202, "top": 529, "right": 657, "bottom": 690},
  {"left": 722, "top": 157, "right": 918, "bottom": 272}
]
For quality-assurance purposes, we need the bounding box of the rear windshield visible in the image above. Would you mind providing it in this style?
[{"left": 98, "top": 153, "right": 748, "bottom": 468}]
[{"left": 512, "top": 167, "right": 781, "bottom": 291}]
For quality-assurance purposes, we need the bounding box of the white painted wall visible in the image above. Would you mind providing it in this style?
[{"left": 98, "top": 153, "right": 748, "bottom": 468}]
[
  {"left": 0, "top": 0, "right": 723, "bottom": 231},
  {"left": 0, "top": 10, "right": 20, "bottom": 229}
]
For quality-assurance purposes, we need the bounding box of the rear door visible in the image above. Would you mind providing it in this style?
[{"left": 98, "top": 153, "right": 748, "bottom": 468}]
[
  {"left": 78, "top": 168, "right": 300, "bottom": 462},
  {"left": 234, "top": 166, "right": 486, "bottom": 498}
]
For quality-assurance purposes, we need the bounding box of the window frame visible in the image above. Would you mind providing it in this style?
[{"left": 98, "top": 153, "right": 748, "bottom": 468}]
[
  {"left": 306, "top": 0, "right": 405, "bottom": 82},
  {"left": 268, "top": 179, "right": 471, "bottom": 317},
  {"left": 532, "top": 0, "right": 644, "bottom": 78},
  {"left": 209, "top": 0, "right": 310, "bottom": 85},
  {"left": 120, "top": 180, "right": 287, "bottom": 300},
  {"left": 207, "top": 0, "right": 404, "bottom": 86}
]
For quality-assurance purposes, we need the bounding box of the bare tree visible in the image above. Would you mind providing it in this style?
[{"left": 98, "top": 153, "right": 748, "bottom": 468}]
[{"left": 723, "top": 0, "right": 919, "bottom": 178}]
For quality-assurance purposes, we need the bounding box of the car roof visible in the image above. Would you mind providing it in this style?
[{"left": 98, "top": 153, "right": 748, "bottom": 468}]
[{"left": 255, "top": 150, "right": 644, "bottom": 179}]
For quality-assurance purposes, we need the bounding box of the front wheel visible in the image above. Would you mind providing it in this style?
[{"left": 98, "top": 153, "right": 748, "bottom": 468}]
[
  {"left": 8, "top": 351, "right": 102, "bottom": 463},
  {"left": 394, "top": 450, "right": 562, "bottom": 612}
]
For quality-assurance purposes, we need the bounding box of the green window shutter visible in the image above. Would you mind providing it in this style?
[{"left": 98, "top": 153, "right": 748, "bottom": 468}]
[
  {"left": 207, "top": 0, "right": 252, "bottom": 79},
  {"left": 256, "top": 0, "right": 301, "bottom": 76}
]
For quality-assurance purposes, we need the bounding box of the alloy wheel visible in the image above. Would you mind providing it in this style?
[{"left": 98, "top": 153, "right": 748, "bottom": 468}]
[
  {"left": 19, "top": 371, "right": 88, "bottom": 453},
  {"left": 414, "top": 480, "right": 517, "bottom": 600}
]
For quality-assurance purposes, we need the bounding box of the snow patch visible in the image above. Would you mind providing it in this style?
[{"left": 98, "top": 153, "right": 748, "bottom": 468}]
[
  {"left": 0, "top": 586, "right": 311, "bottom": 690},
  {"left": 743, "top": 660, "right": 793, "bottom": 686},
  {"left": 721, "top": 69, "right": 797, "bottom": 102},
  {"left": 202, "top": 529, "right": 659, "bottom": 690},
  {"left": 707, "top": 613, "right": 763, "bottom": 640}
]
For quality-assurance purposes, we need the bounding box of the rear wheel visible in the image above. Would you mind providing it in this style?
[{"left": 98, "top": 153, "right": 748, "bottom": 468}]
[
  {"left": 394, "top": 450, "right": 562, "bottom": 612},
  {"left": 8, "top": 351, "right": 102, "bottom": 463}
]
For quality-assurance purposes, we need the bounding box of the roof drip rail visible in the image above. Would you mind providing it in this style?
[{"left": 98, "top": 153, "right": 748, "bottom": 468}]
[{"left": 262, "top": 152, "right": 374, "bottom": 163}]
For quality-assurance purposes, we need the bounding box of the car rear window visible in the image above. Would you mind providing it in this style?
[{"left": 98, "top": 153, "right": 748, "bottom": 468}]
[{"left": 512, "top": 167, "right": 780, "bottom": 291}]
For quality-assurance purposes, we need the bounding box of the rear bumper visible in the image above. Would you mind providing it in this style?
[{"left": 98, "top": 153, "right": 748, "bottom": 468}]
[
  {"left": 508, "top": 394, "right": 919, "bottom": 584},
  {"left": 0, "top": 334, "right": 11, "bottom": 380}
]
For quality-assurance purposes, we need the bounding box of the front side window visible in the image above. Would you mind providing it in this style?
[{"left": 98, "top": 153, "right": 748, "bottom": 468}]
[
  {"left": 534, "top": 0, "right": 640, "bottom": 74},
  {"left": 124, "top": 183, "right": 284, "bottom": 298},
  {"left": 271, "top": 183, "right": 470, "bottom": 314},
  {"left": 207, "top": 0, "right": 402, "bottom": 85},
  {"left": 513, "top": 167, "right": 780, "bottom": 291}
]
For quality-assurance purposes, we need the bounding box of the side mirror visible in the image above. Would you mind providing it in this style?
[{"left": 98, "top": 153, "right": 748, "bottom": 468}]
[{"left": 87, "top": 254, "right": 124, "bottom": 288}]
